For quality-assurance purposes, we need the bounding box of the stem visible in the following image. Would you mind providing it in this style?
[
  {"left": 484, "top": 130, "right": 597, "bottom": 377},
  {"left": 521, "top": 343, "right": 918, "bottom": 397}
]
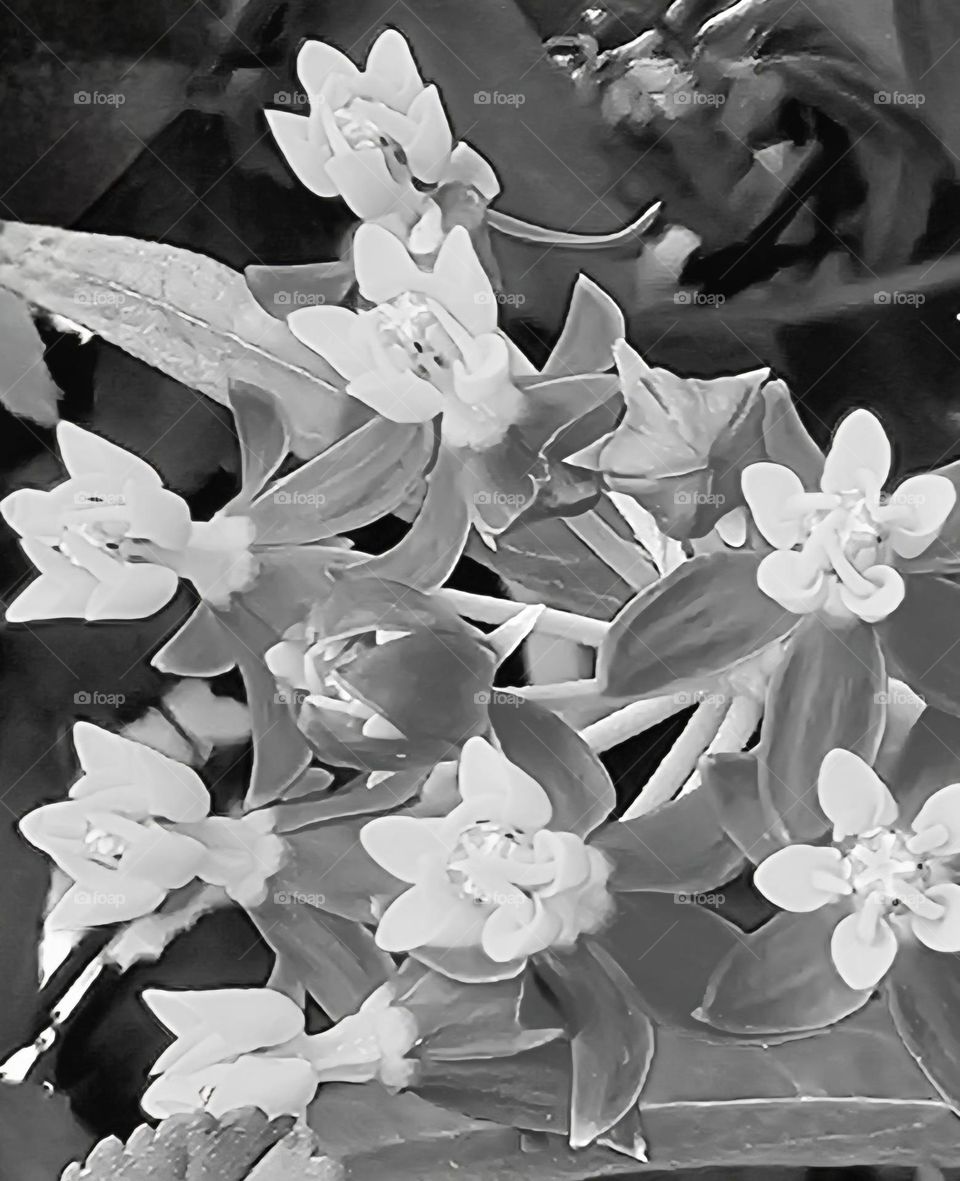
[
  {"left": 621, "top": 698, "right": 728, "bottom": 820},
  {"left": 564, "top": 511, "right": 656, "bottom": 590},
  {"left": 581, "top": 695, "right": 686, "bottom": 753},
  {"left": 441, "top": 589, "right": 609, "bottom": 646},
  {"left": 678, "top": 693, "right": 762, "bottom": 797}
]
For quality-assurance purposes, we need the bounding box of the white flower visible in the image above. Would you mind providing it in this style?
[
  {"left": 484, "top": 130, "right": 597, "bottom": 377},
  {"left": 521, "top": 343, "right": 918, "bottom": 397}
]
[
  {"left": 741, "top": 409, "right": 955, "bottom": 622},
  {"left": 288, "top": 224, "right": 529, "bottom": 450},
  {"left": 267, "top": 29, "right": 498, "bottom": 233},
  {"left": 754, "top": 748, "right": 960, "bottom": 990},
  {"left": 1, "top": 423, "right": 257, "bottom": 622},
  {"left": 361, "top": 737, "right": 612, "bottom": 973}
]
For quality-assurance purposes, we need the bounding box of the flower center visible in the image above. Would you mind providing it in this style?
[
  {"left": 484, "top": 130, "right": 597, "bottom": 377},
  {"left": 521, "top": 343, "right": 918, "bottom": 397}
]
[
  {"left": 82, "top": 825, "right": 127, "bottom": 869},
  {"left": 841, "top": 829, "right": 939, "bottom": 919},
  {"left": 373, "top": 294, "right": 460, "bottom": 392},
  {"left": 334, "top": 105, "right": 386, "bottom": 151},
  {"left": 445, "top": 821, "right": 536, "bottom": 904}
]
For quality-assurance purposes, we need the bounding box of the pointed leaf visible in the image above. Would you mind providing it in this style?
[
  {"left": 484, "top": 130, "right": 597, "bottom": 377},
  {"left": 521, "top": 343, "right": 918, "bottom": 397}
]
[
  {"left": 542, "top": 276, "right": 624, "bottom": 377},
  {"left": 887, "top": 940, "right": 960, "bottom": 1112},
  {"left": 696, "top": 906, "right": 872, "bottom": 1035},
  {"left": 757, "top": 613, "right": 886, "bottom": 841},
  {"left": 0, "top": 289, "right": 60, "bottom": 426},
  {"left": 152, "top": 603, "right": 236, "bottom": 677},
  {"left": 226, "top": 380, "right": 290, "bottom": 507},
  {"left": 886, "top": 705, "right": 960, "bottom": 822},
  {"left": 599, "top": 553, "right": 797, "bottom": 698},
  {"left": 700, "top": 752, "right": 791, "bottom": 863},
  {"left": 536, "top": 940, "right": 654, "bottom": 1148}
]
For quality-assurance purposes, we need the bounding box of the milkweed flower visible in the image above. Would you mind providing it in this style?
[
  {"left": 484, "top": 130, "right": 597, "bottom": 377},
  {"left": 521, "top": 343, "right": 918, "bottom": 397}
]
[
  {"left": 288, "top": 223, "right": 526, "bottom": 451},
  {"left": 1, "top": 423, "right": 257, "bottom": 622},
  {"left": 360, "top": 737, "right": 613, "bottom": 978},
  {"left": 266, "top": 28, "right": 499, "bottom": 235},
  {"left": 754, "top": 748, "right": 960, "bottom": 990},
  {"left": 141, "top": 984, "right": 418, "bottom": 1119},
  {"left": 741, "top": 409, "right": 955, "bottom": 622},
  {"left": 19, "top": 723, "right": 285, "bottom": 929}
]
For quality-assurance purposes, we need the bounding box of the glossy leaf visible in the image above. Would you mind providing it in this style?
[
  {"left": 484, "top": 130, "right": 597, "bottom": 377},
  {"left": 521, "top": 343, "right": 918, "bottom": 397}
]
[
  {"left": 696, "top": 906, "right": 872, "bottom": 1035},
  {"left": 760, "top": 378, "right": 824, "bottom": 488},
  {"left": 879, "top": 573, "right": 960, "bottom": 716},
  {"left": 152, "top": 602, "right": 236, "bottom": 677},
  {"left": 541, "top": 275, "right": 624, "bottom": 377},
  {"left": 592, "top": 789, "right": 745, "bottom": 892},
  {"left": 700, "top": 752, "right": 791, "bottom": 863},
  {"left": 599, "top": 553, "right": 797, "bottom": 698},
  {"left": 887, "top": 939, "right": 960, "bottom": 1113},
  {"left": 536, "top": 940, "right": 654, "bottom": 1148},
  {"left": 757, "top": 613, "right": 886, "bottom": 841},
  {"left": 249, "top": 419, "right": 432, "bottom": 545},
  {"left": 489, "top": 696, "right": 615, "bottom": 836},
  {"left": 225, "top": 380, "right": 290, "bottom": 508}
]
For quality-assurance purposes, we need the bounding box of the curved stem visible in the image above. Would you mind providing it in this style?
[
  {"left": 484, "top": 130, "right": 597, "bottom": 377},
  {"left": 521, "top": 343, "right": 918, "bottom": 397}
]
[
  {"left": 487, "top": 202, "right": 660, "bottom": 248},
  {"left": 678, "top": 693, "right": 762, "bottom": 797},
  {"left": 441, "top": 589, "right": 609, "bottom": 646},
  {"left": 621, "top": 698, "right": 728, "bottom": 820},
  {"left": 581, "top": 695, "right": 685, "bottom": 754}
]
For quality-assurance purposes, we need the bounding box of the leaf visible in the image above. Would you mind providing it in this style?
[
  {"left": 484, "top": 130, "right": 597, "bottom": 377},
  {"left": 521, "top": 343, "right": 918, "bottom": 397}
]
[
  {"left": 214, "top": 601, "right": 312, "bottom": 807},
  {"left": 887, "top": 940, "right": 960, "bottom": 1113},
  {"left": 761, "top": 378, "right": 824, "bottom": 487},
  {"left": 0, "top": 221, "right": 357, "bottom": 454},
  {"left": 226, "top": 380, "right": 291, "bottom": 508},
  {"left": 536, "top": 941, "right": 654, "bottom": 1149},
  {"left": 886, "top": 705, "right": 960, "bottom": 820},
  {"left": 879, "top": 573, "right": 960, "bottom": 716},
  {"left": 248, "top": 896, "right": 392, "bottom": 1022},
  {"left": 592, "top": 789, "right": 745, "bottom": 893},
  {"left": 152, "top": 602, "right": 237, "bottom": 676},
  {"left": 696, "top": 906, "right": 872, "bottom": 1035},
  {"left": 894, "top": 0, "right": 960, "bottom": 177},
  {"left": 541, "top": 275, "right": 625, "bottom": 377},
  {"left": 0, "top": 1082, "right": 92, "bottom": 1181},
  {"left": 599, "top": 553, "right": 797, "bottom": 698},
  {"left": 756, "top": 613, "right": 886, "bottom": 842},
  {"left": 60, "top": 1108, "right": 338, "bottom": 1181},
  {"left": 0, "top": 289, "right": 60, "bottom": 426},
  {"left": 249, "top": 420, "right": 432, "bottom": 545},
  {"left": 489, "top": 696, "right": 615, "bottom": 836},
  {"left": 273, "top": 771, "right": 424, "bottom": 833},
  {"left": 700, "top": 751, "right": 790, "bottom": 863},
  {"left": 245, "top": 260, "right": 356, "bottom": 320}
]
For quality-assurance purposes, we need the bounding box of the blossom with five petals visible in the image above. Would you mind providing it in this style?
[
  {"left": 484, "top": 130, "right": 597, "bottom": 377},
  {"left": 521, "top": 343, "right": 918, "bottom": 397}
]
[
  {"left": 20, "top": 723, "right": 285, "bottom": 929},
  {"left": 1, "top": 423, "right": 257, "bottom": 622},
  {"left": 754, "top": 748, "right": 960, "bottom": 990},
  {"left": 141, "top": 984, "right": 418, "bottom": 1119},
  {"left": 266, "top": 29, "right": 498, "bottom": 236},
  {"left": 741, "top": 409, "right": 955, "bottom": 622},
  {"left": 360, "top": 737, "right": 613, "bottom": 978}
]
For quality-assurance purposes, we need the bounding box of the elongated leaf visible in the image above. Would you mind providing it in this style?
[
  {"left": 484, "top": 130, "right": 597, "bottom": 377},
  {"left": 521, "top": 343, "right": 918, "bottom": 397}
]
[
  {"left": 757, "top": 613, "right": 886, "bottom": 841},
  {"left": 226, "top": 380, "right": 290, "bottom": 508},
  {"left": 151, "top": 602, "right": 237, "bottom": 676},
  {"left": 592, "top": 789, "right": 745, "bottom": 892},
  {"left": 489, "top": 697, "right": 615, "bottom": 836},
  {"left": 536, "top": 941, "right": 654, "bottom": 1149},
  {"left": 273, "top": 771, "right": 424, "bottom": 833},
  {"left": 880, "top": 573, "right": 960, "bottom": 716},
  {"left": 599, "top": 553, "right": 797, "bottom": 698},
  {"left": 248, "top": 897, "right": 391, "bottom": 1022},
  {"left": 0, "top": 221, "right": 355, "bottom": 453},
  {"left": 542, "top": 275, "right": 624, "bottom": 377},
  {"left": 250, "top": 420, "right": 432, "bottom": 545},
  {"left": 700, "top": 752, "right": 790, "bottom": 863},
  {"left": 696, "top": 906, "right": 872, "bottom": 1035},
  {"left": 887, "top": 941, "right": 960, "bottom": 1112},
  {"left": 0, "top": 289, "right": 59, "bottom": 426}
]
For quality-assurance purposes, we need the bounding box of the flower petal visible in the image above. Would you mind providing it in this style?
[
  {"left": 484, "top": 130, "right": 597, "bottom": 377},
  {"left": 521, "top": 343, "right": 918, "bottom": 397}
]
[
  {"left": 741, "top": 462, "right": 807, "bottom": 548},
  {"left": 374, "top": 879, "right": 488, "bottom": 952},
  {"left": 817, "top": 747, "right": 898, "bottom": 839},
  {"left": 287, "top": 305, "right": 367, "bottom": 379},
  {"left": 910, "top": 882, "right": 960, "bottom": 952},
  {"left": 756, "top": 549, "right": 828, "bottom": 614},
  {"left": 753, "top": 844, "right": 849, "bottom": 912},
  {"left": 402, "top": 85, "right": 453, "bottom": 181},
  {"left": 360, "top": 815, "right": 449, "bottom": 882},
  {"left": 6, "top": 545, "right": 96, "bottom": 622},
  {"left": 363, "top": 29, "right": 425, "bottom": 110},
  {"left": 838, "top": 564, "right": 905, "bottom": 624},
  {"left": 324, "top": 146, "right": 410, "bottom": 221},
  {"left": 125, "top": 483, "right": 193, "bottom": 550},
  {"left": 428, "top": 226, "right": 498, "bottom": 336},
  {"left": 265, "top": 109, "right": 338, "bottom": 197},
  {"left": 821, "top": 409, "right": 891, "bottom": 494},
  {"left": 296, "top": 38, "right": 359, "bottom": 96},
  {"left": 47, "top": 878, "right": 165, "bottom": 930},
  {"left": 444, "top": 142, "right": 501, "bottom": 200},
  {"left": 348, "top": 367, "right": 443, "bottom": 423},
  {"left": 84, "top": 563, "right": 179, "bottom": 621},
  {"left": 830, "top": 911, "right": 898, "bottom": 990},
  {"left": 481, "top": 895, "right": 562, "bottom": 962},
  {"left": 57, "top": 421, "right": 161, "bottom": 486},
  {"left": 911, "top": 783, "right": 960, "bottom": 856},
  {"left": 886, "top": 473, "right": 957, "bottom": 559},
  {"left": 457, "top": 736, "right": 553, "bottom": 831},
  {"left": 353, "top": 222, "right": 421, "bottom": 305},
  {"left": 142, "top": 1055, "right": 317, "bottom": 1120}
]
